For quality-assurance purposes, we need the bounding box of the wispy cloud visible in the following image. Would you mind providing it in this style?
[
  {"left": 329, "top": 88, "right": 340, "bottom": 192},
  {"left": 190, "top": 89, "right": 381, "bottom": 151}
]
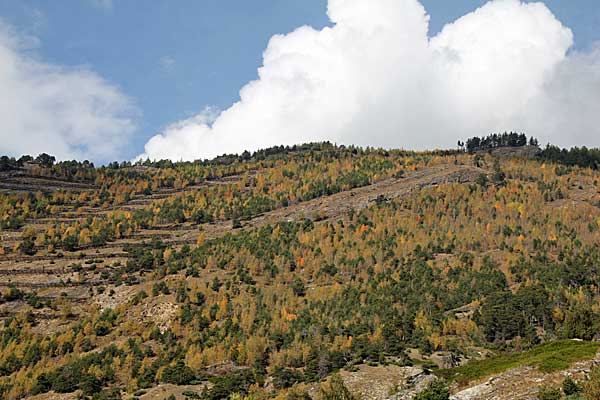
[
  {"left": 159, "top": 56, "right": 175, "bottom": 72},
  {"left": 27, "top": 7, "right": 46, "bottom": 34},
  {"left": 0, "top": 19, "right": 138, "bottom": 162}
]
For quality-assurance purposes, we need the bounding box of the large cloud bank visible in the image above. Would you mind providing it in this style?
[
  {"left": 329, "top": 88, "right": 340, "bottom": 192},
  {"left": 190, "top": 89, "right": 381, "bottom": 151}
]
[
  {"left": 0, "top": 21, "right": 137, "bottom": 161},
  {"left": 139, "top": 0, "right": 600, "bottom": 161}
]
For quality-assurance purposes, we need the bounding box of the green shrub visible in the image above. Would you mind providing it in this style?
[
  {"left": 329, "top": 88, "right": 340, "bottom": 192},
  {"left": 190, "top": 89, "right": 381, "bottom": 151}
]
[
  {"left": 161, "top": 360, "right": 195, "bottom": 385},
  {"left": 537, "top": 386, "right": 561, "bottom": 400},
  {"left": 563, "top": 376, "right": 581, "bottom": 396},
  {"left": 182, "top": 390, "right": 200, "bottom": 399},
  {"left": 272, "top": 367, "right": 302, "bottom": 389},
  {"left": 206, "top": 369, "right": 256, "bottom": 400},
  {"left": 92, "top": 388, "right": 122, "bottom": 400},
  {"left": 414, "top": 380, "right": 449, "bottom": 400}
]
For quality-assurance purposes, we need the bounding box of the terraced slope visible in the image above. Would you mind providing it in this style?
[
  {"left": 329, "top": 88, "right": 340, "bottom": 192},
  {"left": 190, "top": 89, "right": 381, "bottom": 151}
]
[
  {"left": 0, "top": 163, "right": 482, "bottom": 315},
  {"left": 3, "top": 145, "right": 600, "bottom": 400}
]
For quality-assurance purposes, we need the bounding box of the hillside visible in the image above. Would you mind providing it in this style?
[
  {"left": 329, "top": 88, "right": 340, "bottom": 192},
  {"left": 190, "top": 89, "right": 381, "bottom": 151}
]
[{"left": 2, "top": 141, "right": 600, "bottom": 400}]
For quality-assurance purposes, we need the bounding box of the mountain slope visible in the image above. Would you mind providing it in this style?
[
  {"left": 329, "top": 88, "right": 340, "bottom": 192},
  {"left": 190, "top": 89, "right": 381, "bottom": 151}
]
[{"left": 1, "top": 143, "right": 600, "bottom": 399}]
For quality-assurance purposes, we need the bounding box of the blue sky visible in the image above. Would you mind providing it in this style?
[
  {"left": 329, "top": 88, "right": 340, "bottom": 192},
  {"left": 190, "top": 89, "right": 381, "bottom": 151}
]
[
  {"left": 0, "top": 0, "right": 330, "bottom": 158},
  {"left": 0, "top": 0, "right": 599, "bottom": 161}
]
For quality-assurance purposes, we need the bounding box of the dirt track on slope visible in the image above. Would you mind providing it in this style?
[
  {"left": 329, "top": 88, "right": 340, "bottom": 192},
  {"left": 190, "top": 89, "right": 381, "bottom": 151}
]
[
  {"left": 175, "top": 163, "right": 484, "bottom": 244},
  {"left": 0, "top": 163, "right": 483, "bottom": 328},
  {"left": 0, "top": 163, "right": 482, "bottom": 282}
]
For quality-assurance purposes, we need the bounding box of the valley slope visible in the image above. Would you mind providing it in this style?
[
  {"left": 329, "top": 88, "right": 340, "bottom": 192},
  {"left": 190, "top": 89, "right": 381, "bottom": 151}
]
[{"left": 1, "top": 142, "right": 600, "bottom": 400}]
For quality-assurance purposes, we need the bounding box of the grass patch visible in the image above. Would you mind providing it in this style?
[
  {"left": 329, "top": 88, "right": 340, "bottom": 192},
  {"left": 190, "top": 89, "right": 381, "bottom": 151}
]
[{"left": 436, "top": 340, "right": 600, "bottom": 386}]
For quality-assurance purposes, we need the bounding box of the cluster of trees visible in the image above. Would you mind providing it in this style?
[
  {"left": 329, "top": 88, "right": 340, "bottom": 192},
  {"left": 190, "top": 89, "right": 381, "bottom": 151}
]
[
  {"left": 476, "top": 285, "right": 552, "bottom": 343},
  {"left": 540, "top": 145, "right": 600, "bottom": 170},
  {"left": 0, "top": 153, "right": 57, "bottom": 172},
  {"left": 135, "top": 142, "right": 422, "bottom": 168},
  {"left": 463, "top": 134, "right": 600, "bottom": 171},
  {"left": 0, "top": 156, "right": 20, "bottom": 172},
  {"left": 463, "top": 132, "right": 538, "bottom": 153},
  {"left": 13, "top": 211, "right": 138, "bottom": 255}
]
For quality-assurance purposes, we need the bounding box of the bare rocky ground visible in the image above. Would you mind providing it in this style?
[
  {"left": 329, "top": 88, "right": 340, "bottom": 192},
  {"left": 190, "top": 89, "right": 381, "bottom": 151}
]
[
  {"left": 338, "top": 364, "right": 433, "bottom": 400},
  {"left": 328, "top": 351, "right": 600, "bottom": 400},
  {"left": 133, "top": 383, "right": 209, "bottom": 400},
  {"left": 449, "top": 353, "right": 600, "bottom": 400},
  {"left": 27, "top": 392, "right": 78, "bottom": 400},
  {"left": 176, "top": 163, "right": 484, "bottom": 245},
  {"left": 305, "top": 352, "right": 600, "bottom": 400},
  {"left": 27, "top": 383, "right": 210, "bottom": 400}
]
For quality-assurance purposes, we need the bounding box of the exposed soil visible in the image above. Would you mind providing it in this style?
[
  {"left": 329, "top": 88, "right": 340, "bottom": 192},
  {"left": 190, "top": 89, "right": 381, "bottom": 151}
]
[
  {"left": 450, "top": 351, "right": 600, "bottom": 400},
  {"left": 177, "top": 164, "right": 484, "bottom": 245}
]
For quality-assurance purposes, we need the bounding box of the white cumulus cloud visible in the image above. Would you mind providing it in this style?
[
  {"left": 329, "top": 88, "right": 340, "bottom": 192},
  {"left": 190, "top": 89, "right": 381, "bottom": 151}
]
[
  {"left": 0, "top": 20, "right": 137, "bottom": 161},
  {"left": 138, "top": 0, "right": 600, "bottom": 161}
]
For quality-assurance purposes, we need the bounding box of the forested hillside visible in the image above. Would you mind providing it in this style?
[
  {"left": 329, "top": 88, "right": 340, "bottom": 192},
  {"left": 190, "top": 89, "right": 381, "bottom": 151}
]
[{"left": 2, "top": 140, "right": 600, "bottom": 400}]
